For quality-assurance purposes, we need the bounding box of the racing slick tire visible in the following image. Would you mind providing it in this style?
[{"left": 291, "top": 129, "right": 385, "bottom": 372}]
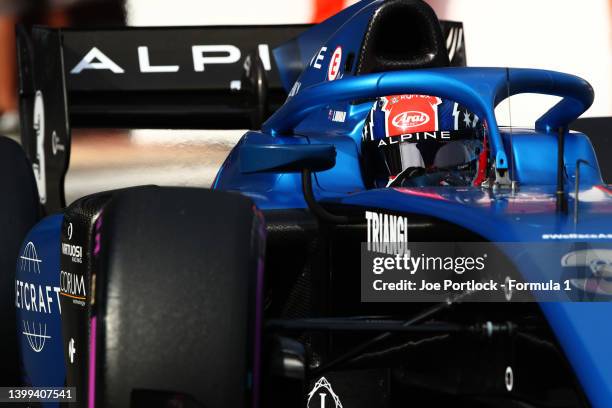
[
  {"left": 62, "top": 186, "right": 266, "bottom": 408},
  {"left": 0, "top": 136, "right": 40, "bottom": 386}
]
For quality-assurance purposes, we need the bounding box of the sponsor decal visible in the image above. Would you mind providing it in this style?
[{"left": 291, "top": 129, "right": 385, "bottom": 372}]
[
  {"left": 51, "top": 131, "right": 65, "bottom": 156},
  {"left": 392, "top": 110, "right": 429, "bottom": 129},
  {"left": 32, "top": 91, "right": 47, "bottom": 205},
  {"left": 15, "top": 280, "right": 61, "bottom": 315},
  {"left": 70, "top": 47, "right": 124, "bottom": 74},
  {"left": 68, "top": 338, "right": 76, "bottom": 364},
  {"left": 446, "top": 26, "right": 464, "bottom": 63},
  {"left": 19, "top": 241, "right": 42, "bottom": 274},
  {"left": 60, "top": 270, "right": 87, "bottom": 305},
  {"left": 505, "top": 366, "right": 514, "bottom": 392},
  {"left": 307, "top": 377, "right": 342, "bottom": 408},
  {"left": 382, "top": 95, "right": 441, "bottom": 134},
  {"left": 329, "top": 110, "right": 346, "bottom": 123},
  {"left": 137, "top": 46, "right": 179, "bottom": 73},
  {"left": 257, "top": 44, "right": 272, "bottom": 71},
  {"left": 366, "top": 211, "right": 409, "bottom": 243},
  {"left": 60, "top": 215, "right": 95, "bottom": 404},
  {"left": 376, "top": 130, "right": 451, "bottom": 147},
  {"left": 561, "top": 249, "right": 612, "bottom": 274},
  {"left": 60, "top": 220, "right": 87, "bottom": 307},
  {"left": 22, "top": 321, "right": 51, "bottom": 353},
  {"left": 311, "top": 46, "right": 327, "bottom": 69},
  {"left": 16, "top": 242, "right": 61, "bottom": 353},
  {"left": 542, "top": 233, "right": 612, "bottom": 240},
  {"left": 191, "top": 45, "right": 241, "bottom": 72},
  {"left": 327, "top": 46, "right": 342, "bottom": 81},
  {"left": 365, "top": 211, "right": 409, "bottom": 255},
  {"left": 562, "top": 248, "right": 612, "bottom": 295},
  {"left": 70, "top": 43, "right": 271, "bottom": 74},
  {"left": 62, "top": 242, "right": 83, "bottom": 264},
  {"left": 288, "top": 81, "right": 301, "bottom": 98}
]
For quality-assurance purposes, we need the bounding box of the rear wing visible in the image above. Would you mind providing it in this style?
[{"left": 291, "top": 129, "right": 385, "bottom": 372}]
[
  {"left": 16, "top": 21, "right": 465, "bottom": 212},
  {"left": 17, "top": 25, "right": 309, "bottom": 129},
  {"left": 16, "top": 24, "right": 308, "bottom": 210}
]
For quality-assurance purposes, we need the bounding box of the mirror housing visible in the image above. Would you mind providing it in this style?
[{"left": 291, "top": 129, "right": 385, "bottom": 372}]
[{"left": 240, "top": 144, "right": 336, "bottom": 174}]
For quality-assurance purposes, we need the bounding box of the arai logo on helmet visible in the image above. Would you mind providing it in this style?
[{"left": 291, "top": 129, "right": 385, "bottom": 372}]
[{"left": 392, "top": 111, "right": 430, "bottom": 130}]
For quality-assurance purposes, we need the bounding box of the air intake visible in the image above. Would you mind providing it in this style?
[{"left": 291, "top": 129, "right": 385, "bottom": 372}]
[{"left": 356, "top": 0, "right": 450, "bottom": 75}]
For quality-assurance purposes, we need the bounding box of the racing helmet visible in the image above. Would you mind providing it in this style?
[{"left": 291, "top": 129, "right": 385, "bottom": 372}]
[{"left": 361, "top": 94, "right": 488, "bottom": 188}]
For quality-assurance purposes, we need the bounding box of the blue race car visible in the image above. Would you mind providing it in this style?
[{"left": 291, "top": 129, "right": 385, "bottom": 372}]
[{"left": 2, "top": 0, "right": 612, "bottom": 407}]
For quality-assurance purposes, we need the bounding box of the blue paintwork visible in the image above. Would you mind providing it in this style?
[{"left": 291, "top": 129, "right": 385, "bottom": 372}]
[
  {"left": 506, "top": 129, "right": 602, "bottom": 187},
  {"left": 15, "top": 214, "right": 65, "bottom": 408},
  {"left": 273, "top": 0, "right": 381, "bottom": 92},
  {"left": 240, "top": 144, "right": 336, "bottom": 174},
  {"left": 263, "top": 68, "right": 593, "bottom": 172},
  {"left": 15, "top": 0, "right": 612, "bottom": 405},
  {"left": 217, "top": 18, "right": 611, "bottom": 407},
  {"left": 540, "top": 302, "right": 612, "bottom": 408}
]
